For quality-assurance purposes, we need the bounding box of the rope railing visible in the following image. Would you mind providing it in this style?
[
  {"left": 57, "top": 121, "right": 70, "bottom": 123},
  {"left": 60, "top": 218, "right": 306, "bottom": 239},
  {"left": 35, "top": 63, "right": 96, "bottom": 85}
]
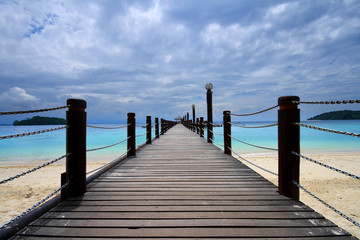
[
  {"left": 294, "top": 100, "right": 360, "bottom": 105},
  {"left": 294, "top": 122, "right": 360, "bottom": 137},
  {"left": 292, "top": 180, "right": 360, "bottom": 228},
  {"left": 228, "top": 134, "right": 278, "bottom": 151},
  {"left": 86, "top": 150, "right": 130, "bottom": 175},
  {"left": 0, "top": 126, "right": 67, "bottom": 140},
  {"left": 86, "top": 124, "right": 129, "bottom": 129},
  {"left": 136, "top": 123, "right": 149, "bottom": 128},
  {"left": 229, "top": 147, "right": 278, "bottom": 176},
  {"left": 135, "top": 132, "right": 147, "bottom": 137},
  {"left": 87, "top": 137, "right": 130, "bottom": 152},
  {"left": 230, "top": 122, "right": 278, "bottom": 128},
  {"left": 0, "top": 154, "right": 68, "bottom": 185},
  {"left": 0, "top": 105, "right": 68, "bottom": 115},
  {"left": 230, "top": 105, "right": 278, "bottom": 117},
  {"left": 292, "top": 151, "right": 360, "bottom": 180}
]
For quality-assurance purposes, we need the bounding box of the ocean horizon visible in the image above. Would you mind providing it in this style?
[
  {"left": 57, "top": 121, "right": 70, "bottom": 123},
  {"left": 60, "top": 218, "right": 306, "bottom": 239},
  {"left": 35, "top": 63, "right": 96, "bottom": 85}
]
[{"left": 0, "top": 120, "right": 359, "bottom": 163}]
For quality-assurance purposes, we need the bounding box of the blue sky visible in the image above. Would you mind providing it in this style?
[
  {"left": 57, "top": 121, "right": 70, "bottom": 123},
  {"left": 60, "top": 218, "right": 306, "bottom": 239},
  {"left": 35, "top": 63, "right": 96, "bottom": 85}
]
[{"left": 0, "top": 0, "right": 359, "bottom": 124}]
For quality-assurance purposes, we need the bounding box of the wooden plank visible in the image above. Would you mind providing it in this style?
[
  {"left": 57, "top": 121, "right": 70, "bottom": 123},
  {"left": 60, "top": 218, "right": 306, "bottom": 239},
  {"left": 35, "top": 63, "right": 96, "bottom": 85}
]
[
  {"left": 40, "top": 211, "right": 325, "bottom": 219},
  {"left": 29, "top": 218, "right": 336, "bottom": 228},
  {"left": 58, "top": 199, "right": 298, "bottom": 206},
  {"left": 51, "top": 205, "right": 313, "bottom": 212},
  {"left": 16, "top": 227, "right": 350, "bottom": 238},
  {"left": 67, "top": 195, "right": 289, "bottom": 200},
  {"left": 10, "top": 236, "right": 358, "bottom": 240}
]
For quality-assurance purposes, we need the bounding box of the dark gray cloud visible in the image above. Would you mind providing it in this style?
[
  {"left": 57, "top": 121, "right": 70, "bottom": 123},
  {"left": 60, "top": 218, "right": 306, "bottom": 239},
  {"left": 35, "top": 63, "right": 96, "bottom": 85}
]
[{"left": 0, "top": 0, "right": 359, "bottom": 123}]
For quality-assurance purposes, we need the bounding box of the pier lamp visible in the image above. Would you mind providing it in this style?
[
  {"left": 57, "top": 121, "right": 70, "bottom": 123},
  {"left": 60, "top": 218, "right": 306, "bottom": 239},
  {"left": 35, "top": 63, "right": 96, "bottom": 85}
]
[
  {"left": 205, "top": 83, "right": 213, "bottom": 143},
  {"left": 205, "top": 82, "right": 213, "bottom": 91}
]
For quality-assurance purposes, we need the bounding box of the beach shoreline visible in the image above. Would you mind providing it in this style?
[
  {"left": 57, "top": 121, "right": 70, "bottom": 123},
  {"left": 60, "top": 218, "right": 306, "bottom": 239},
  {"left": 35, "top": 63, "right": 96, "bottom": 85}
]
[{"left": 0, "top": 153, "right": 359, "bottom": 238}]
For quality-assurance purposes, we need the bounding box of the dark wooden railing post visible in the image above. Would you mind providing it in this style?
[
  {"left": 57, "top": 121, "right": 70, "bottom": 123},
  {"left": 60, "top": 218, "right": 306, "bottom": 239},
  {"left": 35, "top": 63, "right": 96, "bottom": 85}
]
[
  {"left": 160, "top": 118, "right": 164, "bottom": 135},
  {"left": 127, "top": 112, "right": 136, "bottom": 157},
  {"left": 200, "top": 117, "right": 204, "bottom": 138},
  {"left": 223, "top": 110, "right": 231, "bottom": 155},
  {"left": 196, "top": 118, "right": 199, "bottom": 135},
  {"left": 278, "top": 96, "right": 300, "bottom": 200},
  {"left": 146, "top": 116, "right": 151, "bottom": 144},
  {"left": 66, "top": 98, "right": 87, "bottom": 197},
  {"left": 206, "top": 86, "right": 213, "bottom": 143},
  {"left": 155, "top": 117, "right": 159, "bottom": 138}
]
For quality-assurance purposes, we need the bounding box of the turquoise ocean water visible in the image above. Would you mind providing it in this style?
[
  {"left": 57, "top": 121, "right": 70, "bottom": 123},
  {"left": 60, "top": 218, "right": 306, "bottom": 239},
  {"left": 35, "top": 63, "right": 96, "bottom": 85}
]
[{"left": 0, "top": 120, "right": 359, "bottom": 162}]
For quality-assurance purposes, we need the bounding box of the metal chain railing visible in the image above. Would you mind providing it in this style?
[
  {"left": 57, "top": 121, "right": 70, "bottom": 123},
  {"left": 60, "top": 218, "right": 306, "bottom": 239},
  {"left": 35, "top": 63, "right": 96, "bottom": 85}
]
[
  {"left": 0, "top": 105, "right": 68, "bottom": 115},
  {"left": 228, "top": 134, "right": 278, "bottom": 151},
  {"left": 292, "top": 151, "right": 360, "bottom": 180},
  {"left": 0, "top": 182, "right": 69, "bottom": 229},
  {"left": 87, "top": 137, "right": 130, "bottom": 152},
  {"left": 292, "top": 180, "right": 360, "bottom": 228},
  {"left": 230, "top": 122, "right": 278, "bottom": 128},
  {"left": 229, "top": 147, "right": 278, "bottom": 176},
  {"left": 294, "top": 100, "right": 360, "bottom": 105},
  {"left": 0, "top": 154, "right": 68, "bottom": 185},
  {"left": 230, "top": 105, "right": 278, "bottom": 117},
  {"left": 86, "top": 124, "right": 129, "bottom": 129},
  {"left": 0, "top": 126, "right": 67, "bottom": 140},
  {"left": 294, "top": 122, "right": 360, "bottom": 138}
]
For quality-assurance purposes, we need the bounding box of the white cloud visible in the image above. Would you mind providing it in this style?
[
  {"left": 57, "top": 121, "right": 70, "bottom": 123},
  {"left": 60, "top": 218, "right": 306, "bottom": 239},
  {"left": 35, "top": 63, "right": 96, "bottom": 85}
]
[
  {"left": 0, "top": 87, "right": 38, "bottom": 102},
  {"left": 0, "top": 87, "right": 39, "bottom": 111}
]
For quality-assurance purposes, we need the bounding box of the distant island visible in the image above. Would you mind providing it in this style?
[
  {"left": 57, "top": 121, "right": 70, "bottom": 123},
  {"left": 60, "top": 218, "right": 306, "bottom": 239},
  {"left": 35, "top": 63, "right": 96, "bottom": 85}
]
[
  {"left": 308, "top": 110, "right": 360, "bottom": 120},
  {"left": 13, "top": 116, "right": 66, "bottom": 125}
]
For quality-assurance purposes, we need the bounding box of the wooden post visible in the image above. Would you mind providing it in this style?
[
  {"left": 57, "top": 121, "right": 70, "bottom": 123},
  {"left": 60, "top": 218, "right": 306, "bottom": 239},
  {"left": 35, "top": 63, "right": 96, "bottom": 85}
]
[
  {"left": 66, "top": 98, "right": 87, "bottom": 197},
  {"left": 155, "top": 117, "right": 159, "bottom": 138},
  {"left": 196, "top": 118, "right": 199, "bottom": 134},
  {"left": 223, "top": 110, "right": 231, "bottom": 155},
  {"left": 61, "top": 172, "right": 67, "bottom": 201},
  {"left": 127, "top": 113, "right": 136, "bottom": 157},
  {"left": 200, "top": 117, "right": 204, "bottom": 138},
  {"left": 160, "top": 118, "right": 164, "bottom": 135},
  {"left": 278, "top": 96, "right": 300, "bottom": 200},
  {"left": 207, "top": 88, "right": 213, "bottom": 143},
  {"left": 146, "top": 116, "right": 151, "bottom": 144}
]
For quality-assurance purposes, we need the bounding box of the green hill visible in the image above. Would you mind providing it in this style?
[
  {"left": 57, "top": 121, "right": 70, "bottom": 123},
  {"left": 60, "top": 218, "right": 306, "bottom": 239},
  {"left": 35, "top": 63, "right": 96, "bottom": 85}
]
[
  {"left": 13, "top": 116, "right": 66, "bottom": 125},
  {"left": 308, "top": 110, "right": 360, "bottom": 120}
]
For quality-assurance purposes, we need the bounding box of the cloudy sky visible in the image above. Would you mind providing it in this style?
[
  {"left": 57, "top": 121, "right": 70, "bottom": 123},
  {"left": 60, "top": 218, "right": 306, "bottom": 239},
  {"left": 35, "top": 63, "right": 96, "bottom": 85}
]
[{"left": 0, "top": 0, "right": 359, "bottom": 124}]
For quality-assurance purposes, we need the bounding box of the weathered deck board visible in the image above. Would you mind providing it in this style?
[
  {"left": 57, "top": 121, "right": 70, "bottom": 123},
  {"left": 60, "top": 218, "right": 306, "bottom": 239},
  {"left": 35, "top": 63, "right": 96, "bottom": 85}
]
[{"left": 12, "top": 124, "right": 356, "bottom": 239}]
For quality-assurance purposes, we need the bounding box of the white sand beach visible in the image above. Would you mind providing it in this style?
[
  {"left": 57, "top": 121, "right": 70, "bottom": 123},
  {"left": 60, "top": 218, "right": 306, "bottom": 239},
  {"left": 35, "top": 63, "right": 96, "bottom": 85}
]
[{"left": 0, "top": 153, "right": 359, "bottom": 238}]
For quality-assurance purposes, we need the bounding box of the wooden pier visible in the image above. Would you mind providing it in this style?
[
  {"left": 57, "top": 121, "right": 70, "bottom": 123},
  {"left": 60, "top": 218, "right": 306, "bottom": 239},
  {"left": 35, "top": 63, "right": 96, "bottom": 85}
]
[{"left": 10, "top": 124, "right": 355, "bottom": 239}]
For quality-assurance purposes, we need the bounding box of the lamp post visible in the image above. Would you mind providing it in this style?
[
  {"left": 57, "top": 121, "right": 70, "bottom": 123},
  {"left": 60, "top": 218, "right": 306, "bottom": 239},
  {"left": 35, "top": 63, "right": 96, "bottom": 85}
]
[
  {"left": 205, "top": 83, "right": 213, "bottom": 143},
  {"left": 192, "top": 104, "right": 195, "bottom": 132}
]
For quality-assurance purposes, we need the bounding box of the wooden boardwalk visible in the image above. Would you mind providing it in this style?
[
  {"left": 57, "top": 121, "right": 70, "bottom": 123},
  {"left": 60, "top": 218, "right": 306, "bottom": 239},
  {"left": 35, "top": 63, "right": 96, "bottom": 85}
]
[{"left": 12, "top": 124, "right": 355, "bottom": 239}]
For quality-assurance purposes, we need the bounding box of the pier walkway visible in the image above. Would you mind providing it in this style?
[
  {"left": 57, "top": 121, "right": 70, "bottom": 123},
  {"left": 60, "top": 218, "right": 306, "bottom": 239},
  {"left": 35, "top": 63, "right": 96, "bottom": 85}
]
[{"left": 11, "top": 124, "right": 354, "bottom": 239}]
